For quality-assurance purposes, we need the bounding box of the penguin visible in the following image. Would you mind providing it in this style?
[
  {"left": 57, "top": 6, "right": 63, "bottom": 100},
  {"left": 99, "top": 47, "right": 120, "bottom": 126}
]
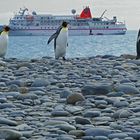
[
  {"left": 0, "top": 26, "right": 10, "bottom": 58},
  {"left": 136, "top": 29, "right": 140, "bottom": 59},
  {"left": 47, "top": 21, "right": 68, "bottom": 60}
]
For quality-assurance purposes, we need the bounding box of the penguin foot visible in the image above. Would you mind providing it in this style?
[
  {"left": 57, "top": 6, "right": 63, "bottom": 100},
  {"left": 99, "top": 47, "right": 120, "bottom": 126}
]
[{"left": 62, "top": 57, "right": 66, "bottom": 61}]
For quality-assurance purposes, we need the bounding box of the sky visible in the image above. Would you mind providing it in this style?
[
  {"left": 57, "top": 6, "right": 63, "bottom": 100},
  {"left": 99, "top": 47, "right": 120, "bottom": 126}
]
[{"left": 0, "top": 0, "right": 140, "bottom": 30}]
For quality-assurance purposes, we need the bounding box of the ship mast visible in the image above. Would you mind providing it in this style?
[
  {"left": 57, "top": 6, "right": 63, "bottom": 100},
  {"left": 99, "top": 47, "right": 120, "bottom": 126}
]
[
  {"left": 100, "top": 10, "right": 107, "bottom": 19},
  {"left": 19, "top": 8, "right": 28, "bottom": 16}
]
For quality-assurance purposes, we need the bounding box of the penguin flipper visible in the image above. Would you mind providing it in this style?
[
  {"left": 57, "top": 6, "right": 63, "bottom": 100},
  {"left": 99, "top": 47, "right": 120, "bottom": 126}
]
[
  {"left": 47, "top": 33, "right": 57, "bottom": 44},
  {"left": 47, "top": 26, "right": 62, "bottom": 44}
]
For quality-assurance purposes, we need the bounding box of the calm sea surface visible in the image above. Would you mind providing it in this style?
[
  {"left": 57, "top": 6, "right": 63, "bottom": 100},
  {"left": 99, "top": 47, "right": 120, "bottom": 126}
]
[{"left": 7, "top": 30, "right": 138, "bottom": 60}]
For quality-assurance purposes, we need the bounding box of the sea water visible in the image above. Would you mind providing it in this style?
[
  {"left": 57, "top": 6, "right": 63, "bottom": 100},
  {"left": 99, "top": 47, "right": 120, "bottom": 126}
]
[{"left": 7, "top": 30, "right": 138, "bottom": 60}]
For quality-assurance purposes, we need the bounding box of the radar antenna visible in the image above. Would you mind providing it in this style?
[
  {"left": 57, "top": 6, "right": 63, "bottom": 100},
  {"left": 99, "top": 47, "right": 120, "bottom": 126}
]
[{"left": 71, "top": 9, "right": 76, "bottom": 15}]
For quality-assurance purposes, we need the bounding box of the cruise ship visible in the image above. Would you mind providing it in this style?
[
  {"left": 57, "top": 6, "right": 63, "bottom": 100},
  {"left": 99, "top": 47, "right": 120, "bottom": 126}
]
[{"left": 8, "top": 7, "right": 127, "bottom": 36}]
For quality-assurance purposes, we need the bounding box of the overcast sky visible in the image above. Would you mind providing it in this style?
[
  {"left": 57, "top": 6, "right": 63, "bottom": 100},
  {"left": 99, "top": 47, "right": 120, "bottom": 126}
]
[{"left": 0, "top": 0, "right": 139, "bottom": 30}]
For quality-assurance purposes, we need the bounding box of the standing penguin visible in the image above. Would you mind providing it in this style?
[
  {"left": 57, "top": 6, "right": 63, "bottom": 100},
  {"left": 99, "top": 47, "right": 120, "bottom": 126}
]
[
  {"left": 0, "top": 26, "right": 10, "bottom": 58},
  {"left": 47, "top": 21, "right": 68, "bottom": 60},
  {"left": 136, "top": 29, "right": 140, "bottom": 59}
]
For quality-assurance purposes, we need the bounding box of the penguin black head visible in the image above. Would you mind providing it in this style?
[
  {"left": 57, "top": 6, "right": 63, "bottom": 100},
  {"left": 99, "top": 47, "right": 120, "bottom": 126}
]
[
  {"left": 62, "top": 21, "right": 68, "bottom": 28},
  {"left": 4, "top": 26, "right": 10, "bottom": 32}
]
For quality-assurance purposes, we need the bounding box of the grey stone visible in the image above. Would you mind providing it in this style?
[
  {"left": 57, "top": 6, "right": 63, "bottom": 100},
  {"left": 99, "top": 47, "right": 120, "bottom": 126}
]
[
  {"left": 0, "top": 98, "right": 7, "bottom": 103},
  {"left": 7, "top": 80, "right": 25, "bottom": 87},
  {"left": 113, "top": 101, "right": 129, "bottom": 108},
  {"left": 94, "top": 136, "right": 108, "bottom": 140},
  {"left": 0, "top": 129, "right": 22, "bottom": 140},
  {"left": 85, "top": 128, "right": 112, "bottom": 137},
  {"left": 55, "top": 124, "right": 76, "bottom": 132},
  {"left": 83, "top": 111, "right": 101, "bottom": 118},
  {"left": 115, "top": 85, "right": 140, "bottom": 95},
  {"left": 82, "top": 84, "right": 112, "bottom": 95},
  {"left": 0, "top": 117, "right": 17, "bottom": 126},
  {"left": 60, "top": 89, "right": 73, "bottom": 98},
  {"left": 51, "top": 110, "right": 70, "bottom": 117},
  {"left": 16, "top": 93, "right": 38, "bottom": 100},
  {"left": 112, "top": 109, "right": 133, "bottom": 119},
  {"left": 75, "top": 117, "right": 91, "bottom": 125},
  {"left": 31, "top": 78, "right": 49, "bottom": 87},
  {"left": 9, "top": 111, "right": 26, "bottom": 117},
  {"left": 82, "top": 136, "right": 94, "bottom": 140},
  {"left": 108, "top": 133, "right": 128, "bottom": 139}
]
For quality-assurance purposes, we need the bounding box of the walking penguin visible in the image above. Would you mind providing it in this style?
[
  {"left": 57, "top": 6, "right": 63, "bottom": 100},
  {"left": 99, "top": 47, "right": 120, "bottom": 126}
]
[{"left": 47, "top": 21, "right": 68, "bottom": 60}]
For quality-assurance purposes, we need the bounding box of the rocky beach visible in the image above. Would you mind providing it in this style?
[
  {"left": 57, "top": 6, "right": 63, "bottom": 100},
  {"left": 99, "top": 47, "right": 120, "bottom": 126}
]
[{"left": 0, "top": 55, "right": 140, "bottom": 140}]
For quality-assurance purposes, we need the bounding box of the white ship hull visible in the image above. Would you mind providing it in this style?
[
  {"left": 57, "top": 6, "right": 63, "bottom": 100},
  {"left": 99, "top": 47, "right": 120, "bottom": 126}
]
[{"left": 9, "top": 28, "right": 126, "bottom": 36}]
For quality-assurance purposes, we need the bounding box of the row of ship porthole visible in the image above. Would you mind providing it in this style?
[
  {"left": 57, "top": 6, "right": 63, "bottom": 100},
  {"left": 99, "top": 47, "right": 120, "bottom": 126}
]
[{"left": 11, "top": 26, "right": 110, "bottom": 30}]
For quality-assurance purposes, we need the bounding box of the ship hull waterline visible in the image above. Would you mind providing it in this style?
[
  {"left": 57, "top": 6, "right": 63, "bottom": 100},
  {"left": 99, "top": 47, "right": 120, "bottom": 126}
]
[{"left": 9, "top": 28, "right": 126, "bottom": 36}]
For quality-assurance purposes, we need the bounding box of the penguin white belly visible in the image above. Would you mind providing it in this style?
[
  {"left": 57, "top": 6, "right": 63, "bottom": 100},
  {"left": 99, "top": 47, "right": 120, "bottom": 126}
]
[
  {"left": 55, "top": 31, "right": 68, "bottom": 59},
  {"left": 0, "top": 36, "right": 8, "bottom": 57}
]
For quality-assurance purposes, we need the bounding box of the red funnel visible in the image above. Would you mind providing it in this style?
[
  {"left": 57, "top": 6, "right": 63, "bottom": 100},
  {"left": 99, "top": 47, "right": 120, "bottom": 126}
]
[{"left": 79, "top": 6, "right": 92, "bottom": 19}]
